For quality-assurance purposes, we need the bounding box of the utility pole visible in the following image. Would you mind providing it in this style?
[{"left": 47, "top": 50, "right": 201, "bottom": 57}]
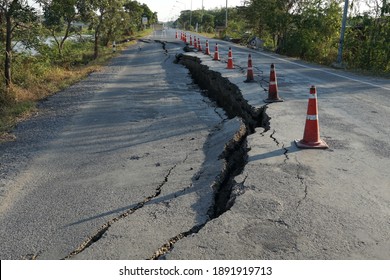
[
  {"left": 336, "top": 0, "right": 349, "bottom": 66},
  {"left": 190, "top": 0, "right": 192, "bottom": 29},
  {"left": 225, "top": 0, "right": 228, "bottom": 28},
  {"left": 200, "top": 0, "right": 204, "bottom": 32}
]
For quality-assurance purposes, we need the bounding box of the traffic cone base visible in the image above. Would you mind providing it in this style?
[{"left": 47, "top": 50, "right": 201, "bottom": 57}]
[
  {"left": 294, "top": 139, "right": 328, "bottom": 149},
  {"left": 264, "top": 97, "right": 284, "bottom": 103}
]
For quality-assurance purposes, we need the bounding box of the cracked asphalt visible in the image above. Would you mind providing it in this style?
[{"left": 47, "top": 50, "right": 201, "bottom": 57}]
[
  {"left": 165, "top": 30, "right": 390, "bottom": 259},
  {"left": 1, "top": 29, "right": 389, "bottom": 260},
  {"left": 0, "top": 35, "right": 240, "bottom": 259}
]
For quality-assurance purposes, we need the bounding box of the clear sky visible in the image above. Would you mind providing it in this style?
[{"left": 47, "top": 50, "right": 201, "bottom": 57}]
[
  {"left": 28, "top": 0, "right": 244, "bottom": 22},
  {"left": 27, "top": 0, "right": 370, "bottom": 23},
  {"left": 140, "top": 0, "right": 245, "bottom": 22}
]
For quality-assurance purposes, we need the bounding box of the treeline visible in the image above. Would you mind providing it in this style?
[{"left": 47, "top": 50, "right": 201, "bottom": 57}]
[
  {"left": 344, "top": 2, "right": 390, "bottom": 72},
  {"left": 244, "top": 0, "right": 342, "bottom": 65},
  {"left": 0, "top": 0, "right": 157, "bottom": 92},
  {"left": 175, "top": 8, "right": 237, "bottom": 33},
  {"left": 175, "top": 0, "right": 390, "bottom": 74}
]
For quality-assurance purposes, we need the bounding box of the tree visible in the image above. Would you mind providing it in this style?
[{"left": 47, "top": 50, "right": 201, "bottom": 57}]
[
  {"left": 282, "top": 1, "right": 341, "bottom": 62},
  {"left": 0, "top": 0, "right": 37, "bottom": 88},
  {"left": 123, "top": 0, "right": 144, "bottom": 34},
  {"left": 344, "top": 1, "right": 390, "bottom": 72},
  {"left": 140, "top": 3, "right": 157, "bottom": 25},
  {"left": 38, "top": 0, "right": 78, "bottom": 56},
  {"left": 77, "top": 0, "right": 112, "bottom": 59},
  {"left": 177, "top": 10, "right": 191, "bottom": 30},
  {"left": 244, "top": 0, "right": 298, "bottom": 49},
  {"left": 201, "top": 13, "right": 215, "bottom": 32},
  {"left": 101, "top": 0, "right": 125, "bottom": 46},
  {"left": 77, "top": 0, "right": 156, "bottom": 59}
]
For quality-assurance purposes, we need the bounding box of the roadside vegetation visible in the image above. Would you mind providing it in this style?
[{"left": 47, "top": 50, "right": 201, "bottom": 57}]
[
  {"left": 0, "top": 0, "right": 157, "bottom": 135},
  {"left": 174, "top": 0, "right": 390, "bottom": 75}
]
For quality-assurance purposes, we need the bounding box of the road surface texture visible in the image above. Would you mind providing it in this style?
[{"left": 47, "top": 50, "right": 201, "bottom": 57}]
[
  {"left": 163, "top": 30, "right": 390, "bottom": 259},
  {"left": 0, "top": 35, "right": 243, "bottom": 259},
  {"left": 1, "top": 29, "right": 389, "bottom": 260}
]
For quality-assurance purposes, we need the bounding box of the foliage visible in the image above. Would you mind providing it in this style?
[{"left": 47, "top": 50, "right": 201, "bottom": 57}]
[
  {"left": 175, "top": 7, "right": 247, "bottom": 35},
  {"left": 0, "top": 0, "right": 39, "bottom": 87},
  {"left": 344, "top": 7, "right": 390, "bottom": 73},
  {"left": 280, "top": 1, "right": 341, "bottom": 64},
  {"left": 38, "top": 0, "right": 78, "bottom": 56}
]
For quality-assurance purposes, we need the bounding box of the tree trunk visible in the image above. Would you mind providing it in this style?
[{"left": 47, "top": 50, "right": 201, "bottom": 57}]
[
  {"left": 94, "top": 29, "right": 99, "bottom": 60},
  {"left": 52, "top": 30, "right": 62, "bottom": 57},
  {"left": 94, "top": 16, "right": 103, "bottom": 60},
  {"left": 59, "top": 21, "right": 72, "bottom": 56},
  {"left": 105, "top": 28, "right": 113, "bottom": 47},
  {"left": 5, "top": 14, "right": 13, "bottom": 88}
]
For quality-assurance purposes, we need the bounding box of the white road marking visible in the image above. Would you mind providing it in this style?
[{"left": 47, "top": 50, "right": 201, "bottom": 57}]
[{"left": 256, "top": 50, "right": 390, "bottom": 91}]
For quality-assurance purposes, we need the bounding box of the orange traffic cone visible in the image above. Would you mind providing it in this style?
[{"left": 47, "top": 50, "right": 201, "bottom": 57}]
[
  {"left": 213, "top": 43, "right": 220, "bottom": 61},
  {"left": 184, "top": 33, "right": 187, "bottom": 43},
  {"left": 295, "top": 86, "right": 328, "bottom": 149},
  {"left": 244, "top": 54, "right": 254, "bottom": 82},
  {"left": 227, "top": 47, "right": 234, "bottom": 69},
  {"left": 264, "top": 63, "right": 283, "bottom": 103},
  {"left": 205, "top": 40, "right": 211, "bottom": 55},
  {"left": 175, "top": 31, "right": 178, "bottom": 39},
  {"left": 198, "top": 38, "right": 202, "bottom": 51},
  {"left": 190, "top": 35, "right": 193, "bottom": 46}
]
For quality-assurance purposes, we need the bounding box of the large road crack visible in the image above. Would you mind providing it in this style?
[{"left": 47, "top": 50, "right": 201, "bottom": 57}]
[
  {"left": 149, "top": 123, "right": 248, "bottom": 260},
  {"left": 63, "top": 164, "right": 179, "bottom": 259},
  {"left": 145, "top": 49, "right": 270, "bottom": 260}
]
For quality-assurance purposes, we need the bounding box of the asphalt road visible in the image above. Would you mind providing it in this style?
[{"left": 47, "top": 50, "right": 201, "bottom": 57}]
[
  {"left": 1, "top": 29, "right": 389, "bottom": 260},
  {"left": 162, "top": 29, "right": 390, "bottom": 259},
  {"left": 0, "top": 35, "right": 239, "bottom": 259}
]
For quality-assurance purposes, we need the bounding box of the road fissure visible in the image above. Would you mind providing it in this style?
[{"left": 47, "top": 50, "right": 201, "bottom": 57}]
[
  {"left": 63, "top": 164, "right": 178, "bottom": 259},
  {"left": 147, "top": 48, "right": 270, "bottom": 259}
]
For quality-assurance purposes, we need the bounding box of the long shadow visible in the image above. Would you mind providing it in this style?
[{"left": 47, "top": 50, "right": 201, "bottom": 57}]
[
  {"left": 248, "top": 143, "right": 300, "bottom": 162},
  {"left": 64, "top": 41, "right": 229, "bottom": 232},
  {"left": 64, "top": 41, "right": 227, "bottom": 234}
]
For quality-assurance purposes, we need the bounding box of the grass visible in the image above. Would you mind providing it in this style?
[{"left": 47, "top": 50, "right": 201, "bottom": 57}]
[{"left": 0, "top": 29, "right": 152, "bottom": 138}]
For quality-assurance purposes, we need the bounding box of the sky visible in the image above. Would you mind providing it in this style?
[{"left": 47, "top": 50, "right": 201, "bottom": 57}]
[
  {"left": 27, "top": 0, "right": 245, "bottom": 22},
  {"left": 27, "top": 0, "right": 371, "bottom": 23},
  {"left": 140, "top": 0, "right": 245, "bottom": 22}
]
